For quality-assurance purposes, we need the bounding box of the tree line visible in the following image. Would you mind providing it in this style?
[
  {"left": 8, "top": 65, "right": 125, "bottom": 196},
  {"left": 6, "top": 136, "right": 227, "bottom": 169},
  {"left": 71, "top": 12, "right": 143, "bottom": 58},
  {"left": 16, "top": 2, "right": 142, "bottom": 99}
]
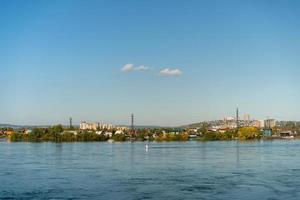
[{"left": 9, "top": 125, "right": 190, "bottom": 142}]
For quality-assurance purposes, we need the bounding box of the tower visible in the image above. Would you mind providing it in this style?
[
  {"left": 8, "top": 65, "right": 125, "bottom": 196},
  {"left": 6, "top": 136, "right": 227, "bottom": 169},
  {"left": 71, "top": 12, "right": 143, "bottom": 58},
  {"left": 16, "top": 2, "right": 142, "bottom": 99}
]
[
  {"left": 69, "top": 117, "right": 73, "bottom": 129},
  {"left": 131, "top": 113, "right": 134, "bottom": 131},
  {"left": 236, "top": 108, "right": 239, "bottom": 129}
]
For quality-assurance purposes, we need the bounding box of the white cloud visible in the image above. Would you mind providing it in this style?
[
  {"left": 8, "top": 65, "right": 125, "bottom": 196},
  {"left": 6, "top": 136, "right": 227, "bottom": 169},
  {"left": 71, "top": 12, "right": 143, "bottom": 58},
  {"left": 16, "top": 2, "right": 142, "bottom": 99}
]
[
  {"left": 121, "top": 64, "right": 182, "bottom": 77},
  {"left": 159, "top": 68, "right": 182, "bottom": 76},
  {"left": 121, "top": 64, "right": 149, "bottom": 72},
  {"left": 121, "top": 63, "right": 134, "bottom": 72},
  {"left": 136, "top": 65, "right": 149, "bottom": 71}
]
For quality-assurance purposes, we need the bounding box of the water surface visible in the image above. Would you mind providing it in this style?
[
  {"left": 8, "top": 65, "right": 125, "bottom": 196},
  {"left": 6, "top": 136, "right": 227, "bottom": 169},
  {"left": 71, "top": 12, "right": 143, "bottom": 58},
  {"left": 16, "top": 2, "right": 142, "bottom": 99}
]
[{"left": 1, "top": 140, "right": 300, "bottom": 199}]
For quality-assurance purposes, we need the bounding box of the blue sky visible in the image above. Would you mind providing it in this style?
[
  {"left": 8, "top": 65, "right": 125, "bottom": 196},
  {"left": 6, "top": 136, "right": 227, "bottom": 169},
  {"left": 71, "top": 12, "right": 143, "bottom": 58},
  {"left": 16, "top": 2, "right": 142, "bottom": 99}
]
[{"left": 1, "top": 0, "right": 299, "bottom": 126}]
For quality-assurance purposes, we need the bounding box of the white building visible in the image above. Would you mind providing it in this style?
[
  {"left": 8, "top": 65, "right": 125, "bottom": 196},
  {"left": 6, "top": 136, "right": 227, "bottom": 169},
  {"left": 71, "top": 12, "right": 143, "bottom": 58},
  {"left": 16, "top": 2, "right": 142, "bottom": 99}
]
[
  {"left": 100, "top": 124, "right": 114, "bottom": 130},
  {"left": 116, "top": 126, "right": 129, "bottom": 131},
  {"left": 63, "top": 130, "right": 78, "bottom": 135},
  {"left": 25, "top": 129, "right": 32, "bottom": 134},
  {"left": 259, "top": 120, "right": 265, "bottom": 128},
  {"left": 104, "top": 132, "right": 113, "bottom": 138},
  {"left": 80, "top": 121, "right": 115, "bottom": 130},
  {"left": 80, "top": 122, "right": 93, "bottom": 130},
  {"left": 253, "top": 120, "right": 265, "bottom": 128},
  {"left": 95, "top": 131, "right": 102, "bottom": 135},
  {"left": 115, "top": 130, "right": 124, "bottom": 135}
]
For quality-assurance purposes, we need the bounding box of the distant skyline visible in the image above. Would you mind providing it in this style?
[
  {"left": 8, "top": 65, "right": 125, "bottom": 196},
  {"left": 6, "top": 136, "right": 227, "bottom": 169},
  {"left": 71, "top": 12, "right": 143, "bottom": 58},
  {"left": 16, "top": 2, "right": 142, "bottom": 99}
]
[{"left": 1, "top": 0, "right": 300, "bottom": 126}]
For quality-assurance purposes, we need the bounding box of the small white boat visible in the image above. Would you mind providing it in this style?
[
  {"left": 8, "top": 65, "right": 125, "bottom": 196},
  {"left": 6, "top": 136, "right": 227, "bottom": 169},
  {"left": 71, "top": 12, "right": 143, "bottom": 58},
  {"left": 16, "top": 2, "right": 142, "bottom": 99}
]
[{"left": 145, "top": 144, "right": 149, "bottom": 151}]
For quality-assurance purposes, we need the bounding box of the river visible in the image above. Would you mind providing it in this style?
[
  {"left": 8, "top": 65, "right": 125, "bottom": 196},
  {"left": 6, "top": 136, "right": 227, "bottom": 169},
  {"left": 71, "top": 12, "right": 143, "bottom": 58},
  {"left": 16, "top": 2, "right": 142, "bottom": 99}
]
[{"left": 1, "top": 140, "right": 300, "bottom": 199}]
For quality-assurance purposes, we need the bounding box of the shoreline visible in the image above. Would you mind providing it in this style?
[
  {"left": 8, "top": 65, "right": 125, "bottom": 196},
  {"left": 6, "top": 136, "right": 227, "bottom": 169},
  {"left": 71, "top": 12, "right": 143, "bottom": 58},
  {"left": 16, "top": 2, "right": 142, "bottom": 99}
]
[{"left": 2, "top": 137, "right": 298, "bottom": 143}]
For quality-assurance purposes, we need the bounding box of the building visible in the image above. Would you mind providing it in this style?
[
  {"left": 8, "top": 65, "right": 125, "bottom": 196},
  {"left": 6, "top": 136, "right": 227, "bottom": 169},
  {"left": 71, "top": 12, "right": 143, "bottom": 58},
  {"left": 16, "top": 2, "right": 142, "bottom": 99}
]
[
  {"left": 116, "top": 126, "right": 129, "bottom": 131},
  {"left": 104, "top": 132, "right": 113, "bottom": 138},
  {"left": 243, "top": 114, "right": 250, "bottom": 121},
  {"left": 115, "top": 130, "right": 124, "bottom": 135},
  {"left": 264, "top": 119, "right": 276, "bottom": 129},
  {"left": 259, "top": 120, "right": 265, "bottom": 128},
  {"left": 280, "top": 131, "right": 295, "bottom": 138},
  {"left": 5, "top": 130, "right": 14, "bottom": 135},
  {"left": 80, "top": 121, "right": 96, "bottom": 130},
  {"left": 80, "top": 121, "right": 115, "bottom": 130},
  {"left": 253, "top": 120, "right": 265, "bottom": 128},
  {"left": 95, "top": 131, "right": 102, "bottom": 135},
  {"left": 63, "top": 130, "right": 78, "bottom": 135},
  {"left": 25, "top": 129, "right": 32, "bottom": 134},
  {"left": 263, "top": 129, "right": 272, "bottom": 137},
  {"left": 100, "top": 124, "right": 114, "bottom": 130}
]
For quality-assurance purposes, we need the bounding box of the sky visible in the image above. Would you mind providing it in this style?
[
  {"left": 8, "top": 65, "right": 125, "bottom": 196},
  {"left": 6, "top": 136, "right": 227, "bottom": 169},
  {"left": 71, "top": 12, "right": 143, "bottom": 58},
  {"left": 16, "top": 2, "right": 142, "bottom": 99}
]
[{"left": 1, "top": 0, "right": 300, "bottom": 126}]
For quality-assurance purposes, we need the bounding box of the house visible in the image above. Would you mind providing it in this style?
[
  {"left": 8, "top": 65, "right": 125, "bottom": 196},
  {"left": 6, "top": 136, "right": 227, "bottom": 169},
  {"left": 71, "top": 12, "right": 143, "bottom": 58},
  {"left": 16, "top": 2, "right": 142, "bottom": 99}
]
[
  {"left": 69, "top": 131, "right": 78, "bottom": 135},
  {"left": 5, "top": 131, "right": 14, "bottom": 135},
  {"left": 188, "top": 134, "right": 197, "bottom": 139},
  {"left": 115, "top": 130, "right": 124, "bottom": 135},
  {"left": 63, "top": 130, "right": 78, "bottom": 135},
  {"left": 218, "top": 128, "right": 228, "bottom": 133},
  {"left": 263, "top": 129, "right": 272, "bottom": 137},
  {"left": 95, "top": 131, "right": 102, "bottom": 135},
  {"left": 104, "top": 132, "right": 113, "bottom": 138},
  {"left": 280, "top": 131, "right": 295, "bottom": 138}
]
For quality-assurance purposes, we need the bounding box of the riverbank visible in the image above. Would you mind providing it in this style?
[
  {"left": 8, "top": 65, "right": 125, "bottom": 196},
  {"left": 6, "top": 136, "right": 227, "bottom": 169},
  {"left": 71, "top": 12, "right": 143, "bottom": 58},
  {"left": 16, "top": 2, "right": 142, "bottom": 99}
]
[{"left": 4, "top": 135, "right": 298, "bottom": 143}]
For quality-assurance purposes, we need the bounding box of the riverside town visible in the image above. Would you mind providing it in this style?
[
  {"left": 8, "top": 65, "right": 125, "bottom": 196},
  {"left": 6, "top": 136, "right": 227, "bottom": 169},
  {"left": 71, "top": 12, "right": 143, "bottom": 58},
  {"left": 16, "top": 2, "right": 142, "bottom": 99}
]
[{"left": 1, "top": 109, "right": 300, "bottom": 142}]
